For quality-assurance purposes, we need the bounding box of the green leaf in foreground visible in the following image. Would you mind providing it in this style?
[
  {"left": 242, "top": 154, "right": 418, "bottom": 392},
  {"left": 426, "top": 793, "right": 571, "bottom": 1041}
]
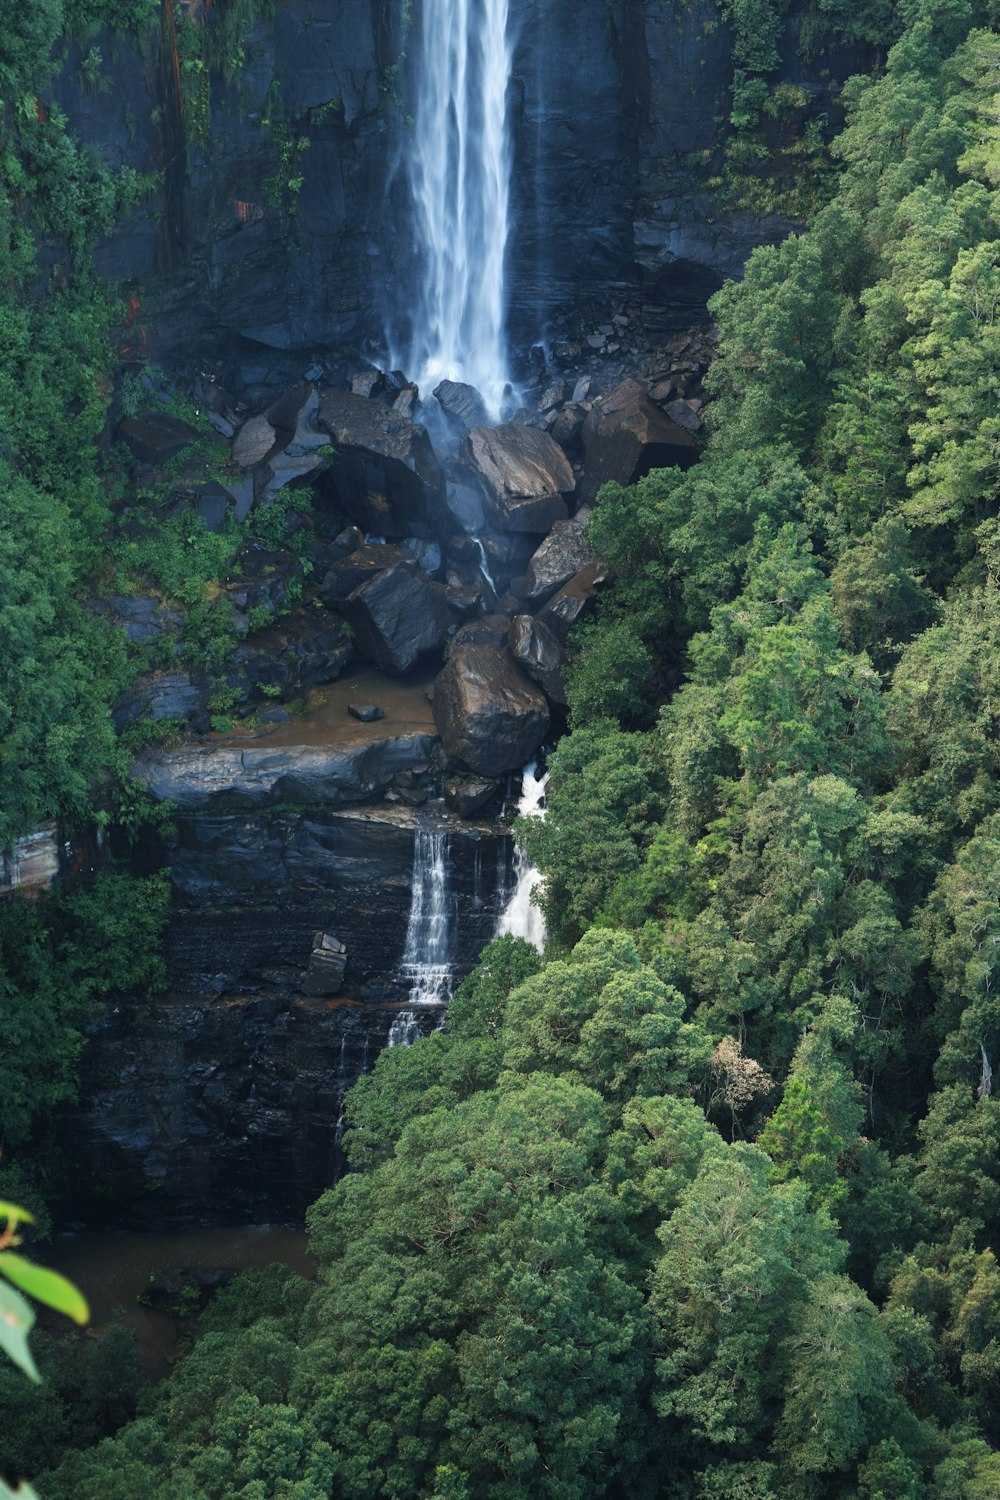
[
  {"left": 0, "top": 1203, "right": 33, "bottom": 1231},
  {"left": 0, "top": 1254, "right": 90, "bottom": 1325},
  {"left": 0, "top": 1279, "right": 39, "bottom": 1382}
]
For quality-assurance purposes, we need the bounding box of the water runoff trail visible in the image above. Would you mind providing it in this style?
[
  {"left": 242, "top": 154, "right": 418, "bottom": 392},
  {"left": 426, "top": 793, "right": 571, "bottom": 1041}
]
[
  {"left": 386, "top": 0, "right": 520, "bottom": 1045},
  {"left": 403, "top": 0, "right": 513, "bottom": 416}
]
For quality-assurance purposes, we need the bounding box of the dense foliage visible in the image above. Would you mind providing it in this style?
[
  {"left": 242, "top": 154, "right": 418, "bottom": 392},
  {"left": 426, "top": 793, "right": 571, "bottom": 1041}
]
[
  {"left": 0, "top": 0, "right": 181, "bottom": 1220},
  {"left": 8, "top": 0, "right": 1000, "bottom": 1496}
]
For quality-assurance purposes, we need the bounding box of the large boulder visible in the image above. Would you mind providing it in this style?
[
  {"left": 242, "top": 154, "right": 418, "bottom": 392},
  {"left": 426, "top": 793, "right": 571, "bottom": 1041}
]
[
  {"left": 113, "top": 671, "right": 205, "bottom": 732},
  {"left": 445, "top": 776, "right": 504, "bottom": 818},
  {"left": 230, "top": 614, "right": 353, "bottom": 703},
  {"left": 434, "top": 379, "right": 489, "bottom": 431},
  {"left": 253, "top": 447, "right": 326, "bottom": 506},
  {"left": 508, "top": 614, "right": 568, "bottom": 707},
  {"left": 317, "top": 390, "right": 444, "bottom": 537},
  {"left": 232, "top": 412, "right": 279, "bottom": 469},
  {"left": 526, "top": 519, "right": 598, "bottom": 602},
  {"left": 461, "top": 423, "right": 574, "bottom": 533},
  {"left": 580, "top": 378, "right": 700, "bottom": 503},
  {"left": 91, "top": 594, "right": 183, "bottom": 645},
  {"left": 302, "top": 932, "right": 347, "bottom": 997},
  {"left": 342, "top": 564, "right": 452, "bottom": 674},
  {"left": 265, "top": 383, "right": 329, "bottom": 455},
  {"left": 444, "top": 614, "right": 511, "bottom": 659},
  {"left": 441, "top": 478, "right": 489, "bottom": 534},
  {"left": 537, "top": 562, "right": 608, "bottom": 644},
  {"left": 432, "top": 645, "right": 550, "bottom": 776}
]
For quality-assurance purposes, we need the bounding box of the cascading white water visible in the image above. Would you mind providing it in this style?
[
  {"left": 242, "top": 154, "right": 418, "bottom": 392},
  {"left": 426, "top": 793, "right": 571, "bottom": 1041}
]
[
  {"left": 398, "top": 826, "right": 454, "bottom": 1003},
  {"left": 405, "top": 0, "right": 513, "bottom": 416},
  {"left": 388, "top": 1010, "right": 422, "bottom": 1047},
  {"left": 496, "top": 760, "right": 548, "bottom": 951}
]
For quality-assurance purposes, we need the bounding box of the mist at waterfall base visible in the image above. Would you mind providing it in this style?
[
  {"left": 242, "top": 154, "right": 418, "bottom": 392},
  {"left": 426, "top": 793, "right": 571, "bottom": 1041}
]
[{"left": 391, "top": 0, "right": 514, "bottom": 419}]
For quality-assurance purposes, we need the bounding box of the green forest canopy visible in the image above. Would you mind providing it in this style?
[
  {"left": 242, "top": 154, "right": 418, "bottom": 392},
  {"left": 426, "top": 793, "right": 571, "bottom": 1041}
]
[{"left": 6, "top": 0, "right": 1000, "bottom": 1496}]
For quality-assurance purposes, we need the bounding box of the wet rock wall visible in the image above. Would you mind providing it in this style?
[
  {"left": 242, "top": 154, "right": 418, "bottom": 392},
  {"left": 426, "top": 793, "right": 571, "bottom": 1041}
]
[
  {"left": 59, "top": 803, "right": 512, "bottom": 1229},
  {"left": 58, "top": 1, "right": 864, "bottom": 369}
]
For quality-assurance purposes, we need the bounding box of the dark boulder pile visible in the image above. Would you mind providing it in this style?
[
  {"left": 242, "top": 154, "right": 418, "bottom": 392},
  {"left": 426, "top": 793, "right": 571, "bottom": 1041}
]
[{"left": 120, "top": 327, "right": 710, "bottom": 812}]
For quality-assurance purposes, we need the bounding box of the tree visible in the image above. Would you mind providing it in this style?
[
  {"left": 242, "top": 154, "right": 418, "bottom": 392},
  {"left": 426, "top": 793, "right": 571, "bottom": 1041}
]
[
  {"left": 520, "top": 723, "right": 664, "bottom": 947},
  {"left": 300, "top": 1077, "right": 651, "bottom": 1499},
  {"left": 651, "top": 1142, "right": 841, "bottom": 1457},
  {"left": 772, "top": 1273, "right": 895, "bottom": 1481},
  {"left": 501, "top": 928, "right": 707, "bottom": 1114}
]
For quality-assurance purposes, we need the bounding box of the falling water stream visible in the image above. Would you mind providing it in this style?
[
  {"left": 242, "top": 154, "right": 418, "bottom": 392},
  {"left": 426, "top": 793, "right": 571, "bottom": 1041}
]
[
  {"left": 398, "top": 826, "right": 454, "bottom": 1005},
  {"left": 404, "top": 0, "right": 513, "bottom": 414},
  {"left": 496, "top": 761, "right": 548, "bottom": 951},
  {"left": 390, "top": 826, "right": 454, "bottom": 1046}
]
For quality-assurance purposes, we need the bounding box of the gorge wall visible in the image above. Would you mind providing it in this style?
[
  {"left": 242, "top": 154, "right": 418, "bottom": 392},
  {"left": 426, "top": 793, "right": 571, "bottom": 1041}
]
[
  {"left": 61, "top": 795, "right": 512, "bottom": 1228},
  {"left": 57, "top": 0, "right": 858, "bottom": 375}
]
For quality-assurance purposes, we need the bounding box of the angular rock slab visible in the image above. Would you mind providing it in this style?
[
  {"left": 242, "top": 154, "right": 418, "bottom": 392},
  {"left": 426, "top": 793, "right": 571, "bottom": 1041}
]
[
  {"left": 432, "top": 644, "right": 550, "bottom": 778},
  {"left": 319, "top": 544, "right": 416, "bottom": 607},
  {"left": 118, "top": 411, "right": 200, "bottom": 465},
  {"left": 317, "top": 389, "right": 444, "bottom": 538},
  {"left": 342, "top": 563, "right": 453, "bottom": 674},
  {"left": 509, "top": 614, "right": 568, "bottom": 707},
  {"left": 526, "top": 519, "right": 598, "bottom": 602},
  {"left": 461, "top": 423, "right": 574, "bottom": 533},
  {"left": 580, "top": 377, "right": 700, "bottom": 503},
  {"left": 131, "top": 733, "right": 440, "bottom": 809},
  {"left": 537, "top": 562, "right": 608, "bottom": 644}
]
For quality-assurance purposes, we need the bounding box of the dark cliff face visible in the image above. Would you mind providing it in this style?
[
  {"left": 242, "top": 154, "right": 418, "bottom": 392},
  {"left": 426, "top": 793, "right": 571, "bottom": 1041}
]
[
  {"left": 60, "top": 0, "right": 858, "bottom": 369},
  {"left": 58, "top": 0, "right": 403, "bottom": 360},
  {"left": 60, "top": 804, "right": 512, "bottom": 1229}
]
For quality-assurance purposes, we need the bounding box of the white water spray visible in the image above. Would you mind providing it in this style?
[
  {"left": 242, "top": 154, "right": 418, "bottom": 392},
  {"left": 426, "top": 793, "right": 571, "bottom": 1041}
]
[
  {"left": 405, "top": 0, "right": 513, "bottom": 416},
  {"left": 496, "top": 761, "right": 548, "bottom": 951},
  {"left": 399, "top": 826, "right": 454, "bottom": 1004}
]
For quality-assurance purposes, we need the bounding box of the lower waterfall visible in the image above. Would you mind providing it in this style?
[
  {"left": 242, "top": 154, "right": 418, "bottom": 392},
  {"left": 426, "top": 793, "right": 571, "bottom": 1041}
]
[
  {"left": 496, "top": 760, "right": 548, "bottom": 951},
  {"left": 387, "top": 1010, "right": 423, "bottom": 1048},
  {"left": 398, "top": 826, "right": 454, "bottom": 1006}
]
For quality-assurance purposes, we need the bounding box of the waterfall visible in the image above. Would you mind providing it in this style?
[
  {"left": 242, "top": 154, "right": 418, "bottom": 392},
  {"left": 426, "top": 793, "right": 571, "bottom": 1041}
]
[
  {"left": 405, "top": 0, "right": 513, "bottom": 416},
  {"left": 496, "top": 761, "right": 548, "bottom": 951},
  {"left": 398, "top": 826, "right": 454, "bottom": 1004},
  {"left": 334, "top": 1035, "right": 349, "bottom": 1142},
  {"left": 388, "top": 1010, "right": 422, "bottom": 1047}
]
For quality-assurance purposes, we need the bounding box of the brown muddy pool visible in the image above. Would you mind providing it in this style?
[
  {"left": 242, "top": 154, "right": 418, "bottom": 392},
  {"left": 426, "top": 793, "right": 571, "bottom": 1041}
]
[
  {"left": 45, "top": 1225, "right": 313, "bottom": 1379},
  {"left": 214, "top": 666, "right": 437, "bottom": 750}
]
